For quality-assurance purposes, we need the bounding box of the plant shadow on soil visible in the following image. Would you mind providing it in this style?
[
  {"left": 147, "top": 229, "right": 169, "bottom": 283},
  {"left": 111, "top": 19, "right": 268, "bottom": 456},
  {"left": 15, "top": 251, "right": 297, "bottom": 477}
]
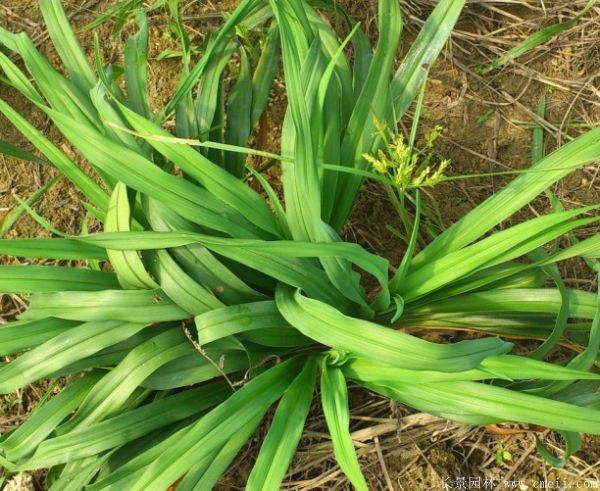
[{"left": 1, "top": 1, "right": 600, "bottom": 489}]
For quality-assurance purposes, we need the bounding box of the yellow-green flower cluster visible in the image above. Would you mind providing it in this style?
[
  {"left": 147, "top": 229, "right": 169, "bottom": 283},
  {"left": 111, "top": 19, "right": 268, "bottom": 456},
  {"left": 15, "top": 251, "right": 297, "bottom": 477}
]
[{"left": 363, "top": 121, "right": 450, "bottom": 192}]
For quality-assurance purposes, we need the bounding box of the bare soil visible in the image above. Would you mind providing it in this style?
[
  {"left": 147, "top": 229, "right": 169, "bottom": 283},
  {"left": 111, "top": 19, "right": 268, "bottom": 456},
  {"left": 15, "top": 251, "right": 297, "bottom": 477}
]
[{"left": 1, "top": 1, "right": 599, "bottom": 489}]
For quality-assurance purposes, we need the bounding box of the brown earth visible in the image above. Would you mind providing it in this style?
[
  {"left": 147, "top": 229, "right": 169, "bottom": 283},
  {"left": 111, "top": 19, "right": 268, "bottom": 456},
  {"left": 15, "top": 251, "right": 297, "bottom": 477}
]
[{"left": 1, "top": 1, "right": 600, "bottom": 489}]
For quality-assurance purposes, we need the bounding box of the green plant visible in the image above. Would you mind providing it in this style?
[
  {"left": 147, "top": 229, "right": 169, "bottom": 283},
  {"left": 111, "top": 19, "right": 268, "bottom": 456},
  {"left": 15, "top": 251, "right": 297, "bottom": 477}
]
[
  {"left": 1, "top": 0, "right": 600, "bottom": 489},
  {"left": 495, "top": 443, "right": 512, "bottom": 464}
]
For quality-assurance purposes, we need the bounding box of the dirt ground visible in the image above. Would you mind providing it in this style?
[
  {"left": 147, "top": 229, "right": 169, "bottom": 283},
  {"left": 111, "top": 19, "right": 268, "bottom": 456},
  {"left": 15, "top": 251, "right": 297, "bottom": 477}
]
[{"left": 1, "top": 1, "right": 600, "bottom": 490}]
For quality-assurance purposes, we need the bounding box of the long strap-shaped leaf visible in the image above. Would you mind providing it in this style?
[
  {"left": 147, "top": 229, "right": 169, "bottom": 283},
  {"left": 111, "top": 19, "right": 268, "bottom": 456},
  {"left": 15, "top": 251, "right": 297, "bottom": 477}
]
[
  {"left": 0, "top": 372, "right": 102, "bottom": 464},
  {"left": 224, "top": 48, "right": 253, "bottom": 178},
  {"left": 124, "top": 14, "right": 151, "bottom": 118},
  {"left": 320, "top": 360, "right": 368, "bottom": 491},
  {"left": 176, "top": 414, "right": 263, "bottom": 491},
  {"left": 0, "top": 321, "right": 146, "bottom": 394},
  {"left": 195, "top": 301, "right": 310, "bottom": 348},
  {"left": 402, "top": 288, "right": 598, "bottom": 321},
  {"left": 76, "top": 230, "right": 388, "bottom": 289},
  {"left": 57, "top": 329, "right": 192, "bottom": 433},
  {"left": 0, "top": 238, "right": 106, "bottom": 260},
  {"left": 0, "top": 29, "right": 99, "bottom": 127},
  {"left": 0, "top": 100, "right": 109, "bottom": 212},
  {"left": 106, "top": 182, "right": 158, "bottom": 290},
  {"left": 19, "top": 289, "right": 188, "bottom": 323},
  {"left": 146, "top": 248, "right": 224, "bottom": 315},
  {"left": 15, "top": 382, "right": 231, "bottom": 470},
  {"left": 50, "top": 454, "right": 111, "bottom": 491},
  {"left": 85, "top": 421, "right": 199, "bottom": 490},
  {"left": 251, "top": 22, "right": 280, "bottom": 127},
  {"left": 398, "top": 208, "right": 599, "bottom": 300},
  {"left": 38, "top": 0, "right": 96, "bottom": 93},
  {"left": 0, "top": 318, "right": 77, "bottom": 356},
  {"left": 128, "top": 356, "right": 305, "bottom": 491},
  {"left": 0, "top": 50, "right": 45, "bottom": 104},
  {"left": 272, "top": 1, "right": 370, "bottom": 309},
  {"left": 361, "top": 379, "right": 600, "bottom": 434},
  {"left": 412, "top": 126, "right": 600, "bottom": 270},
  {"left": 391, "top": 0, "right": 464, "bottom": 119},
  {"left": 270, "top": 1, "right": 321, "bottom": 238},
  {"left": 276, "top": 285, "right": 512, "bottom": 372},
  {"left": 342, "top": 354, "right": 600, "bottom": 385},
  {"left": 0, "top": 265, "right": 119, "bottom": 293},
  {"left": 140, "top": 348, "right": 252, "bottom": 391},
  {"left": 192, "top": 36, "right": 235, "bottom": 143},
  {"left": 77, "top": 230, "right": 389, "bottom": 308},
  {"left": 247, "top": 358, "right": 317, "bottom": 490},
  {"left": 532, "top": 283, "right": 600, "bottom": 397},
  {"left": 143, "top": 196, "right": 264, "bottom": 304},
  {"left": 44, "top": 109, "right": 262, "bottom": 238},
  {"left": 118, "top": 104, "right": 280, "bottom": 237},
  {"left": 332, "top": 0, "right": 402, "bottom": 230},
  {"left": 164, "top": 0, "right": 265, "bottom": 117}
]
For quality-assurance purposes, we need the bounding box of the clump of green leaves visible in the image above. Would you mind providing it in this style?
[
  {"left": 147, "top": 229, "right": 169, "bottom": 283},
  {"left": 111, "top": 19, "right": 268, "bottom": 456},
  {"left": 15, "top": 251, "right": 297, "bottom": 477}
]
[{"left": 0, "top": 0, "right": 599, "bottom": 489}]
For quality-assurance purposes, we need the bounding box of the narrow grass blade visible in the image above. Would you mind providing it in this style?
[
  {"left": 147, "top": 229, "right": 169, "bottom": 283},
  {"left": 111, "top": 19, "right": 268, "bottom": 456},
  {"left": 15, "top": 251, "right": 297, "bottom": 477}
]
[
  {"left": 247, "top": 358, "right": 317, "bottom": 490},
  {"left": 39, "top": 0, "right": 96, "bottom": 92},
  {"left": 18, "top": 383, "right": 230, "bottom": 470},
  {"left": 19, "top": 289, "right": 188, "bottom": 323},
  {"left": 0, "top": 266, "right": 119, "bottom": 293},
  {"left": 536, "top": 431, "right": 581, "bottom": 468},
  {"left": 105, "top": 182, "right": 158, "bottom": 289},
  {"left": 0, "top": 140, "right": 46, "bottom": 165},
  {"left": 128, "top": 357, "right": 304, "bottom": 491},
  {"left": 224, "top": 49, "right": 252, "bottom": 177},
  {"left": 321, "top": 361, "right": 368, "bottom": 491},
  {"left": 480, "top": 0, "right": 596, "bottom": 74},
  {"left": 195, "top": 301, "right": 310, "bottom": 347},
  {"left": 0, "top": 372, "right": 103, "bottom": 463},
  {"left": 164, "top": 0, "right": 264, "bottom": 116},
  {"left": 0, "top": 50, "right": 45, "bottom": 105},
  {"left": 412, "top": 127, "right": 600, "bottom": 270},
  {"left": 124, "top": 14, "right": 151, "bottom": 118},
  {"left": 146, "top": 249, "right": 223, "bottom": 315},
  {"left": 58, "top": 329, "right": 191, "bottom": 432},
  {"left": 0, "top": 177, "right": 61, "bottom": 238},
  {"left": 0, "top": 318, "right": 77, "bottom": 356},
  {"left": 0, "top": 321, "right": 146, "bottom": 394},
  {"left": 0, "top": 100, "right": 109, "bottom": 212},
  {"left": 362, "top": 379, "right": 600, "bottom": 434}
]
